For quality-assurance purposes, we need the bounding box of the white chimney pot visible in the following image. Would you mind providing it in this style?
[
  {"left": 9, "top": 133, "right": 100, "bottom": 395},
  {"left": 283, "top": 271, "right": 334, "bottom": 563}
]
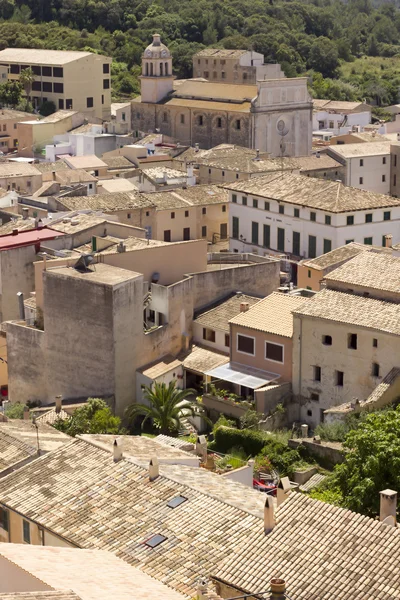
[
  {"left": 113, "top": 438, "right": 123, "bottom": 462},
  {"left": 380, "top": 489, "right": 397, "bottom": 525},
  {"left": 149, "top": 456, "right": 159, "bottom": 481}
]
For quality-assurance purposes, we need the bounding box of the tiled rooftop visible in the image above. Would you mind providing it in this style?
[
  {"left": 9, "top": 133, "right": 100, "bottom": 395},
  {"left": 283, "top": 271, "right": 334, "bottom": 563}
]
[
  {"left": 0, "top": 109, "right": 36, "bottom": 121},
  {"left": 301, "top": 242, "right": 372, "bottom": 270},
  {"left": 48, "top": 214, "right": 109, "bottom": 235},
  {"left": 2, "top": 439, "right": 400, "bottom": 599},
  {"left": 230, "top": 292, "right": 308, "bottom": 337},
  {"left": 102, "top": 156, "right": 134, "bottom": 169},
  {"left": 313, "top": 99, "right": 368, "bottom": 112},
  {"left": 225, "top": 172, "right": 400, "bottom": 212},
  {"left": 0, "top": 545, "right": 186, "bottom": 600},
  {"left": 0, "top": 419, "right": 70, "bottom": 452},
  {"left": 34, "top": 161, "right": 69, "bottom": 174},
  {"left": 0, "top": 163, "right": 41, "bottom": 177},
  {"left": 143, "top": 185, "right": 228, "bottom": 210},
  {"left": 0, "top": 593, "right": 80, "bottom": 600},
  {"left": 173, "top": 80, "right": 257, "bottom": 102},
  {"left": 292, "top": 288, "right": 400, "bottom": 335},
  {"left": 181, "top": 344, "right": 229, "bottom": 374},
  {"left": 58, "top": 192, "right": 154, "bottom": 212},
  {"left": 138, "top": 355, "right": 183, "bottom": 379},
  {"left": 34, "top": 408, "right": 71, "bottom": 425},
  {"left": 55, "top": 170, "right": 97, "bottom": 185},
  {"left": 0, "top": 429, "right": 37, "bottom": 471},
  {"left": 199, "top": 152, "right": 341, "bottom": 174},
  {"left": 329, "top": 141, "right": 392, "bottom": 158},
  {"left": 324, "top": 252, "right": 400, "bottom": 294},
  {"left": 194, "top": 49, "right": 247, "bottom": 58},
  {"left": 194, "top": 293, "right": 260, "bottom": 333}
]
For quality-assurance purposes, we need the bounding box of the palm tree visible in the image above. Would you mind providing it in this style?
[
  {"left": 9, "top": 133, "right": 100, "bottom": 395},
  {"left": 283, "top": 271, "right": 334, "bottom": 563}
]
[
  {"left": 125, "top": 381, "right": 204, "bottom": 435},
  {"left": 19, "top": 68, "right": 35, "bottom": 103}
]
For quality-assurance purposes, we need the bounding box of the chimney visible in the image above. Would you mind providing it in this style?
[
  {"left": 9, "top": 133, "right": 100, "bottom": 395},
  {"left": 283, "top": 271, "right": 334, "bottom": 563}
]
[
  {"left": 380, "top": 489, "right": 397, "bottom": 526},
  {"left": 385, "top": 234, "right": 393, "bottom": 248},
  {"left": 196, "top": 435, "right": 207, "bottom": 461},
  {"left": 42, "top": 252, "right": 47, "bottom": 271},
  {"left": 55, "top": 395, "right": 62, "bottom": 414},
  {"left": 22, "top": 207, "right": 29, "bottom": 220},
  {"left": 17, "top": 291, "right": 24, "bottom": 320},
  {"left": 301, "top": 424, "right": 308, "bottom": 438},
  {"left": 113, "top": 438, "right": 123, "bottom": 462},
  {"left": 240, "top": 302, "right": 249, "bottom": 312},
  {"left": 255, "top": 148, "right": 260, "bottom": 160},
  {"left": 12, "top": 228, "right": 18, "bottom": 236},
  {"left": 195, "top": 142, "right": 199, "bottom": 152},
  {"left": 186, "top": 162, "right": 194, "bottom": 178},
  {"left": 23, "top": 406, "right": 30, "bottom": 421},
  {"left": 149, "top": 456, "right": 159, "bottom": 481},
  {"left": 117, "top": 242, "right": 126, "bottom": 253},
  {"left": 264, "top": 495, "right": 276, "bottom": 533},
  {"left": 270, "top": 578, "right": 286, "bottom": 599},
  {"left": 316, "top": 151, "right": 321, "bottom": 158},
  {"left": 52, "top": 170, "right": 56, "bottom": 181}
]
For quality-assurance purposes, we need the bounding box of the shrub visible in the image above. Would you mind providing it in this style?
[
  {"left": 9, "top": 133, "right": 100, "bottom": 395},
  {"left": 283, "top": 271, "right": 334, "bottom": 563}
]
[
  {"left": 5, "top": 402, "right": 28, "bottom": 419},
  {"left": 214, "top": 426, "right": 266, "bottom": 456}
]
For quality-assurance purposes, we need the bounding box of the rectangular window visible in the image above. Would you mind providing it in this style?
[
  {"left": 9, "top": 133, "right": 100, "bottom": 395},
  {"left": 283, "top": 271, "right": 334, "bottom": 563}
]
[
  {"left": 10, "top": 64, "right": 20, "bottom": 74},
  {"left": 235, "top": 119, "right": 241, "bottom": 130},
  {"left": 232, "top": 216, "right": 239, "bottom": 239},
  {"left": 203, "top": 328, "right": 215, "bottom": 343},
  {"left": 66, "top": 99, "right": 73, "bottom": 109},
  {"left": 372, "top": 363, "right": 380, "bottom": 377},
  {"left": 103, "top": 79, "right": 110, "bottom": 89},
  {"left": 164, "top": 230, "right": 171, "bottom": 242},
  {"left": 32, "top": 81, "right": 41, "bottom": 91},
  {"left": 359, "top": 177, "right": 363, "bottom": 185},
  {"left": 171, "top": 212, "right": 175, "bottom": 219},
  {"left": 251, "top": 221, "right": 259, "bottom": 245},
  {"left": 373, "top": 338, "right": 378, "bottom": 348},
  {"left": 323, "top": 239, "right": 332, "bottom": 254},
  {"left": 325, "top": 215, "right": 331, "bottom": 225},
  {"left": 203, "top": 71, "right": 209, "bottom": 78},
  {"left": 394, "top": 174, "right": 397, "bottom": 186},
  {"left": 53, "top": 67, "right": 63, "bottom": 78},
  {"left": 364, "top": 237, "right": 373, "bottom": 245},
  {"left": 53, "top": 82, "right": 63, "bottom": 94},
  {"left": 311, "top": 393, "right": 319, "bottom": 402},
  {"left": 294, "top": 208, "right": 300, "bottom": 218},
  {"left": 308, "top": 235, "right": 317, "bottom": 259},
  {"left": 383, "top": 156, "right": 386, "bottom": 165},
  {"left": 221, "top": 71, "right": 226, "bottom": 79},
  {"left": 292, "top": 231, "right": 300, "bottom": 256},
  {"left": 384, "top": 211, "right": 391, "bottom": 221},
  {"left": 253, "top": 198, "right": 258, "bottom": 208},
  {"left": 382, "top": 174, "right": 386, "bottom": 183},
  {"left": 86, "top": 97, "right": 94, "bottom": 108},
  {"left": 313, "top": 366, "right": 321, "bottom": 382},
  {"left": 264, "top": 201, "right": 270, "bottom": 211},
  {"left": 42, "top": 66, "right": 51, "bottom": 77},
  {"left": 0, "top": 507, "right": 8, "bottom": 532},
  {"left": 360, "top": 159, "right": 364, "bottom": 167},
  {"left": 183, "top": 227, "right": 190, "bottom": 241},
  {"left": 263, "top": 224, "right": 270, "bottom": 248},
  {"left": 308, "top": 269, "right": 311, "bottom": 278},
  {"left": 232, "top": 194, "right": 237, "bottom": 203},
  {"left": 102, "top": 94, "right": 104, "bottom": 105},
  {"left": 322, "top": 335, "right": 332, "bottom": 346},
  {"left": 42, "top": 81, "right": 52, "bottom": 92},
  {"left": 217, "top": 117, "right": 222, "bottom": 128},
  {"left": 348, "top": 333, "right": 357, "bottom": 350},
  {"left": 347, "top": 215, "right": 354, "bottom": 225},
  {"left": 32, "top": 65, "right": 41, "bottom": 76},
  {"left": 222, "top": 205, "right": 226, "bottom": 213},
  {"left": 103, "top": 63, "right": 110, "bottom": 74},
  {"left": 278, "top": 204, "right": 284, "bottom": 215},
  {"left": 201, "top": 226, "right": 207, "bottom": 237},
  {"left": 184, "top": 210, "right": 189, "bottom": 217},
  {"left": 202, "top": 207, "right": 206, "bottom": 215},
  {"left": 365, "top": 213, "right": 372, "bottom": 223},
  {"left": 310, "top": 211, "right": 316, "bottom": 222},
  {"left": 225, "top": 334, "right": 230, "bottom": 347},
  {"left": 277, "top": 228, "right": 285, "bottom": 252},
  {"left": 23, "top": 520, "right": 30, "bottom": 544},
  {"left": 265, "top": 342, "right": 283, "bottom": 363},
  {"left": 336, "top": 370, "right": 344, "bottom": 386},
  {"left": 237, "top": 334, "right": 255, "bottom": 355},
  {"left": 242, "top": 196, "right": 247, "bottom": 206}
]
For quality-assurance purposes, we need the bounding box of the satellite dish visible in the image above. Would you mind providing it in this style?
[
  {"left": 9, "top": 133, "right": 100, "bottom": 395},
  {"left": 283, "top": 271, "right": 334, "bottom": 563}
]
[{"left": 74, "top": 253, "right": 95, "bottom": 272}]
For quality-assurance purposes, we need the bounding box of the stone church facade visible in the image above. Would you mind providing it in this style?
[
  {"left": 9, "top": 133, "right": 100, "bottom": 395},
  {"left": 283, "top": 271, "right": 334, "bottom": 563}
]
[{"left": 132, "top": 35, "right": 313, "bottom": 157}]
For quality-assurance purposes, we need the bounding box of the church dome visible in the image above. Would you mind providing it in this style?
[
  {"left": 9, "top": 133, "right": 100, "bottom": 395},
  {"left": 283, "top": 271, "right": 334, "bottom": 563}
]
[{"left": 143, "top": 34, "right": 171, "bottom": 59}]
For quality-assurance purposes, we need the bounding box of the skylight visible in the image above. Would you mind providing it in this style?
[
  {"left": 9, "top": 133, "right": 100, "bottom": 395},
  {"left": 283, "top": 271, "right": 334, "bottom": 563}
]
[
  {"left": 144, "top": 534, "right": 167, "bottom": 548},
  {"left": 167, "top": 495, "right": 187, "bottom": 509}
]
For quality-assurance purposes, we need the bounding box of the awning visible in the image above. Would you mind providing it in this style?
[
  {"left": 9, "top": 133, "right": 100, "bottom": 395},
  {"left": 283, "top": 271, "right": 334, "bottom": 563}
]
[{"left": 205, "top": 362, "right": 280, "bottom": 390}]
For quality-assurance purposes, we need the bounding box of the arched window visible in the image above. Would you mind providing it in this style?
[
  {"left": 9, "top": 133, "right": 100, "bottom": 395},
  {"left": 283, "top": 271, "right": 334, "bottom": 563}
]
[
  {"left": 197, "top": 115, "right": 204, "bottom": 126},
  {"left": 160, "top": 62, "right": 163, "bottom": 76},
  {"left": 145, "top": 63, "right": 149, "bottom": 76},
  {"left": 165, "top": 62, "right": 169, "bottom": 75},
  {"left": 216, "top": 117, "right": 222, "bottom": 128},
  {"left": 150, "top": 63, "right": 154, "bottom": 76},
  {"left": 243, "top": 72, "right": 248, "bottom": 80}
]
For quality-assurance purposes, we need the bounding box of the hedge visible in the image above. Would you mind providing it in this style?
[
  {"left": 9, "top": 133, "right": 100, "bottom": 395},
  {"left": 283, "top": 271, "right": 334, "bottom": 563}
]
[{"left": 213, "top": 426, "right": 266, "bottom": 456}]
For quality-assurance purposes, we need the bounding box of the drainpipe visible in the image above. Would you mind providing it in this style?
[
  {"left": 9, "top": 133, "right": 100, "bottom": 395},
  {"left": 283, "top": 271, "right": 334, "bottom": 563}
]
[{"left": 298, "top": 316, "right": 302, "bottom": 408}]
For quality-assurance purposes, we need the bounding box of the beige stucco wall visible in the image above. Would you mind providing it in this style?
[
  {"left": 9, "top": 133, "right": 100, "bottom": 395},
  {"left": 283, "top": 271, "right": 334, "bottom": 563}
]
[
  {"left": 0, "top": 335, "right": 7, "bottom": 390},
  {"left": 0, "top": 509, "right": 42, "bottom": 545},
  {"left": 0, "top": 173, "right": 42, "bottom": 194},
  {"left": 0, "top": 116, "right": 33, "bottom": 152},
  {"left": 0, "top": 245, "right": 39, "bottom": 322},
  {"left": 292, "top": 315, "right": 400, "bottom": 427},
  {"left": 154, "top": 204, "right": 227, "bottom": 243},
  {"left": 7, "top": 323, "right": 47, "bottom": 404},
  {"left": 230, "top": 323, "right": 293, "bottom": 382},
  {"left": 297, "top": 265, "right": 323, "bottom": 291},
  {"left": 0, "top": 555, "right": 53, "bottom": 592}
]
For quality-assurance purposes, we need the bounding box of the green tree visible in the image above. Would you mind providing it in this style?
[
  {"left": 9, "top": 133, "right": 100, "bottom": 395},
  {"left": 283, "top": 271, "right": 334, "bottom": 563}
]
[
  {"left": 19, "top": 67, "right": 35, "bottom": 102},
  {"left": 308, "top": 36, "right": 339, "bottom": 78},
  {"left": 39, "top": 100, "right": 56, "bottom": 116},
  {"left": 125, "top": 381, "right": 200, "bottom": 435},
  {"left": 4, "top": 402, "right": 28, "bottom": 419},
  {"left": 53, "top": 398, "right": 121, "bottom": 437},
  {"left": 0, "top": 80, "right": 23, "bottom": 107},
  {"left": 335, "top": 407, "right": 400, "bottom": 517}
]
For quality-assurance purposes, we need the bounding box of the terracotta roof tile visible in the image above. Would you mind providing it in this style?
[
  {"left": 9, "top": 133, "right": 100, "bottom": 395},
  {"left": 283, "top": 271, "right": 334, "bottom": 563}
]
[
  {"left": 325, "top": 252, "right": 400, "bottom": 294},
  {"left": 301, "top": 242, "right": 372, "bottom": 271},
  {"left": 194, "top": 294, "right": 259, "bottom": 332}
]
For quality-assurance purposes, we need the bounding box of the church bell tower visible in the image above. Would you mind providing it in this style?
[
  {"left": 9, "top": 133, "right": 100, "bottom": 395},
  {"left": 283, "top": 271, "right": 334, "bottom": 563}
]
[{"left": 140, "top": 33, "right": 175, "bottom": 103}]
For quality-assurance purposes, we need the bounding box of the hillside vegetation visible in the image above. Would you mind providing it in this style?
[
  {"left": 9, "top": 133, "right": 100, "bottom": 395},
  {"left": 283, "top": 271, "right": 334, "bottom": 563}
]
[{"left": 0, "top": 0, "right": 399, "bottom": 103}]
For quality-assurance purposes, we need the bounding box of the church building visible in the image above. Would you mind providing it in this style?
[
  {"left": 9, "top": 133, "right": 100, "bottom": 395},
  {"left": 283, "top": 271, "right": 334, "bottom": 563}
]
[{"left": 132, "top": 34, "right": 312, "bottom": 156}]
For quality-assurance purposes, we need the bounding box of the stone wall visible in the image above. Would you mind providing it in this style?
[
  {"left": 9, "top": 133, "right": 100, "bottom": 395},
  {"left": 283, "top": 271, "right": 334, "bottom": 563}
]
[
  {"left": 7, "top": 323, "right": 46, "bottom": 404},
  {"left": 289, "top": 437, "right": 344, "bottom": 466}
]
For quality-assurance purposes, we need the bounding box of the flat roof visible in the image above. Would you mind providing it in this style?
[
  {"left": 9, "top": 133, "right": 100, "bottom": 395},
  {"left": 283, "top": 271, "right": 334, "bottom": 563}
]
[
  {"left": 0, "top": 48, "right": 100, "bottom": 65},
  {"left": 64, "top": 155, "right": 107, "bottom": 170},
  {"left": 46, "top": 263, "right": 142, "bottom": 286},
  {"left": 0, "top": 227, "right": 64, "bottom": 250}
]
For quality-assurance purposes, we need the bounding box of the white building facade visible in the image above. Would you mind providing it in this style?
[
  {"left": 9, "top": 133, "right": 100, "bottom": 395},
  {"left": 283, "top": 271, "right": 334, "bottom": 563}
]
[{"left": 226, "top": 175, "right": 400, "bottom": 259}]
